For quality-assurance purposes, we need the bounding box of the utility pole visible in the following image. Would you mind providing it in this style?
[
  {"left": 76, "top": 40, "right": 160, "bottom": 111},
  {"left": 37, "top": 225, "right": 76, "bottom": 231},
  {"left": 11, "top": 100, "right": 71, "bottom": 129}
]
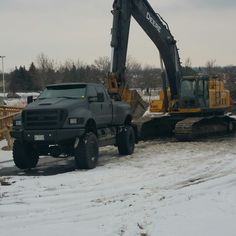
[{"left": 0, "top": 56, "right": 6, "bottom": 98}]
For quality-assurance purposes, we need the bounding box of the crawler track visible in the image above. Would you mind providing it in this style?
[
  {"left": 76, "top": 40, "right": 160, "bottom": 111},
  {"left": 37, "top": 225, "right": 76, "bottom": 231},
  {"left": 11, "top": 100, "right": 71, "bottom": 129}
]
[{"left": 175, "top": 116, "right": 235, "bottom": 141}]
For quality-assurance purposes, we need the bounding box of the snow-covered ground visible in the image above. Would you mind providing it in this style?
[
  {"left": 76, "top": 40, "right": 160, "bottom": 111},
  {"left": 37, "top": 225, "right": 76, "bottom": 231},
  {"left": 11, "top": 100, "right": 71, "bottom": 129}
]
[{"left": 0, "top": 137, "right": 236, "bottom": 236}]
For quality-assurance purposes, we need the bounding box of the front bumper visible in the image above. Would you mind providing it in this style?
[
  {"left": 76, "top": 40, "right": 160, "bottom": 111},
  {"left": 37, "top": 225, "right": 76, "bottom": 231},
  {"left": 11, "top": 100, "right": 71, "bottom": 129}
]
[{"left": 11, "top": 128, "right": 86, "bottom": 143}]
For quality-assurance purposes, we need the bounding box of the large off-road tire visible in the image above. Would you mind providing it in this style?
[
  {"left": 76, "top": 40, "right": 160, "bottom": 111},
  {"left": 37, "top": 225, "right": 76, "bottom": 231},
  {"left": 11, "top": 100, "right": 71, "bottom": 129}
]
[
  {"left": 13, "top": 140, "right": 39, "bottom": 169},
  {"left": 74, "top": 132, "right": 99, "bottom": 169},
  {"left": 117, "top": 126, "right": 135, "bottom": 155}
]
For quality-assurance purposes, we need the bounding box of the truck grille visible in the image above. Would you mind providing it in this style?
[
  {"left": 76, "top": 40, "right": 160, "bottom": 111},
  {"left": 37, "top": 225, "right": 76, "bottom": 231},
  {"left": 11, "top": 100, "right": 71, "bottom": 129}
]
[{"left": 23, "top": 109, "right": 66, "bottom": 130}]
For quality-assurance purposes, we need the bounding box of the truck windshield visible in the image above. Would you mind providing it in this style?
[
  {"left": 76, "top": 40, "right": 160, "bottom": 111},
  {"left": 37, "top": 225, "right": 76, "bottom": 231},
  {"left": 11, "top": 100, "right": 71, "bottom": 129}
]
[{"left": 38, "top": 85, "right": 86, "bottom": 99}]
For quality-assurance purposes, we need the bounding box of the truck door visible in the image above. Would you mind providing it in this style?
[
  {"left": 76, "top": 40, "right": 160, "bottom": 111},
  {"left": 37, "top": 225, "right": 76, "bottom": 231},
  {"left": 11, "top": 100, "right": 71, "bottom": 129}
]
[
  {"left": 87, "top": 85, "right": 103, "bottom": 127},
  {"left": 96, "top": 86, "right": 113, "bottom": 126}
]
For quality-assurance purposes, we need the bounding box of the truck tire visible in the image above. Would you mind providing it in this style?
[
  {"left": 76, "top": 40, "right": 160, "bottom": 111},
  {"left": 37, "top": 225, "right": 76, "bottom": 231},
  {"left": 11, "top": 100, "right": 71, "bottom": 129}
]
[
  {"left": 13, "top": 140, "right": 39, "bottom": 169},
  {"left": 117, "top": 126, "right": 135, "bottom": 155},
  {"left": 74, "top": 132, "right": 99, "bottom": 169}
]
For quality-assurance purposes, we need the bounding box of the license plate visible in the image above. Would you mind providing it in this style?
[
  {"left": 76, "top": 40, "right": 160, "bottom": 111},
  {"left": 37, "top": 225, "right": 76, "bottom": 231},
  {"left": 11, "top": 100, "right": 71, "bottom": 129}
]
[{"left": 34, "top": 135, "right": 45, "bottom": 141}]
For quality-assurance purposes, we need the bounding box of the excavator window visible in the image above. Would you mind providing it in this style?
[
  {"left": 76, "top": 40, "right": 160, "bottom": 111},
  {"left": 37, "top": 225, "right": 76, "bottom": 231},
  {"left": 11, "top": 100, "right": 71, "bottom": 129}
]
[
  {"left": 179, "top": 78, "right": 209, "bottom": 108},
  {"left": 197, "top": 79, "right": 208, "bottom": 108},
  {"left": 180, "top": 79, "right": 197, "bottom": 108}
]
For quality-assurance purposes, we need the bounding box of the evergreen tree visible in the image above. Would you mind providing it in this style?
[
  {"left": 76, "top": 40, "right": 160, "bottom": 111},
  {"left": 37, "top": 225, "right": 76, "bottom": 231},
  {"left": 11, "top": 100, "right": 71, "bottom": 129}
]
[{"left": 28, "top": 62, "right": 40, "bottom": 90}]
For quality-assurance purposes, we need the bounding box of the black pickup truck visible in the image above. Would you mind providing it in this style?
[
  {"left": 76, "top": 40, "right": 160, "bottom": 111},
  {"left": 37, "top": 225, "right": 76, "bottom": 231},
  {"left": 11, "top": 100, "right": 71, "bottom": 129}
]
[{"left": 11, "top": 83, "right": 137, "bottom": 169}]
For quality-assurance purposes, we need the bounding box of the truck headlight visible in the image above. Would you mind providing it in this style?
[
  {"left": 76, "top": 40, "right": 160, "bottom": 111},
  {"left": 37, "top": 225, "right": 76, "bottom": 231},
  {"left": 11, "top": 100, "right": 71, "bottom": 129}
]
[
  {"left": 69, "top": 118, "right": 78, "bottom": 125},
  {"left": 15, "top": 120, "right": 22, "bottom": 126},
  {"left": 69, "top": 118, "right": 84, "bottom": 125}
]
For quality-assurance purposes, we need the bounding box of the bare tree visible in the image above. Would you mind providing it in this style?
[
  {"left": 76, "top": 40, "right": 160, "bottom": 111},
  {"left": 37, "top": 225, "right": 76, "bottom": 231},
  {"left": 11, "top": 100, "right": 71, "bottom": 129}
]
[
  {"left": 94, "top": 56, "right": 110, "bottom": 72},
  {"left": 36, "top": 53, "right": 57, "bottom": 87},
  {"left": 182, "top": 57, "right": 197, "bottom": 76},
  {"left": 36, "top": 53, "right": 56, "bottom": 71},
  {"left": 184, "top": 57, "right": 192, "bottom": 68},
  {"left": 126, "top": 56, "right": 142, "bottom": 72},
  {"left": 63, "top": 59, "right": 76, "bottom": 70},
  {"left": 206, "top": 59, "right": 217, "bottom": 76},
  {"left": 76, "top": 59, "right": 86, "bottom": 69}
]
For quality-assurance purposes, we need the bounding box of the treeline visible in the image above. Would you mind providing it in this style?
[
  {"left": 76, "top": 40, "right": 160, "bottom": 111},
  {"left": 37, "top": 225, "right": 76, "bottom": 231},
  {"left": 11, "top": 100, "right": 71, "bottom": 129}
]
[
  {"left": 6, "top": 54, "right": 163, "bottom": 93},
  {"left": 5, "top": 54, "right": 236, "bottom": 94}
]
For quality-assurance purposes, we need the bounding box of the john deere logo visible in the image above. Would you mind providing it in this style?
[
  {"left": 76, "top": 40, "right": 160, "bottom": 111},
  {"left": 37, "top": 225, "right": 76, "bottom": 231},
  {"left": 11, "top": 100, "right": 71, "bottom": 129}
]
[{"left": 146, "top": 12, "right": 161, "bottom": 33}]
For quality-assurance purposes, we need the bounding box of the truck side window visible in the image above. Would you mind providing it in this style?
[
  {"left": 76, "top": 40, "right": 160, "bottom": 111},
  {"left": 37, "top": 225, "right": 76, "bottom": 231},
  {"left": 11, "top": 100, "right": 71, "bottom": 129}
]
[
  {"left": 96, "top": 86, "right": 108, "bottom": 101},
  {"left": 87, "top": 86, "right": 97, "bottom": 97}
]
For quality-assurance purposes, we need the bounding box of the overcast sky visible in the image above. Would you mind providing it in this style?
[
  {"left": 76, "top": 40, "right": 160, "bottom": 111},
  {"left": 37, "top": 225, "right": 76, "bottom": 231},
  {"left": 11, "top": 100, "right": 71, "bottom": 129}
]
[{"left": 0, "top": 0, "right": 236, "bottom": 71}]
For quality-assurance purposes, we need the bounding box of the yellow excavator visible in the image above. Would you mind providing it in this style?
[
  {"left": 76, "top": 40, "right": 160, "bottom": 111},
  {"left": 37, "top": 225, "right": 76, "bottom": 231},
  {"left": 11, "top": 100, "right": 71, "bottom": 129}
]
[{"left": 107, "top": 0, "right": 235, "bottom": 140}]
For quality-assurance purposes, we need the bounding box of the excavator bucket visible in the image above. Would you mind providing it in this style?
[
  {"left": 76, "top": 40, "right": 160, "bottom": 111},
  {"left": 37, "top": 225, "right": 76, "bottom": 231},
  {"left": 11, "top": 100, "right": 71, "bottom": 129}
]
[
  {"left": 121, "top": 88, "right": 148, "bottom": 119},
  {"left": 121, "top": 88, "right": 173, "bottom": 139},
  {"left": 106, "top": 74, "right": 148, "bottom": 119}
]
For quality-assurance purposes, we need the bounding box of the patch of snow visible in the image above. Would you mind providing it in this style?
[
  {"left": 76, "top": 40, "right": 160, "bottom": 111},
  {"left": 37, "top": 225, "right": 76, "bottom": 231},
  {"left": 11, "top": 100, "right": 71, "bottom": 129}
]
[
  {"left": 0, "top": 140, "right": 13, "bottom": 168},
  {"left": 0, "top": 92, "right": 39, "bottom": 107},
  {"left": 1, "top": 137, "right": 236, "bottom": 235}
]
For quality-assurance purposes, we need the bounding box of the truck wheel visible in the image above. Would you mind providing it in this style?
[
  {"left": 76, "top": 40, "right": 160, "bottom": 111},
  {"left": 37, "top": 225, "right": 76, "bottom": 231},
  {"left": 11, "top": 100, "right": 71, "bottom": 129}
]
[
  {"left": 117, "top": 126, "right": 135, "bottom": 155},
  {"left": 74, "top": 132, "right": 99, "bottom": 169},
  {"left": 13, "top": 140, "right": 39, "bottom": 169}
]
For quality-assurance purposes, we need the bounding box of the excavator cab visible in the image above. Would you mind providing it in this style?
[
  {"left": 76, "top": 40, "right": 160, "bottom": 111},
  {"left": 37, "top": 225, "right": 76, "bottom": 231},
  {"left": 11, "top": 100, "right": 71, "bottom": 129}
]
[
  {"left": 179, "top": 76, "right": 209, "bottom": 109},
  {"left": 179, "top": 76, "right": 231, "bottom": 112},
  {"left": 151, "top": 75, "right": 231, "bottom": 114},
  {"left": 150, "top": 76, "right": 209, "bottom": 113}
]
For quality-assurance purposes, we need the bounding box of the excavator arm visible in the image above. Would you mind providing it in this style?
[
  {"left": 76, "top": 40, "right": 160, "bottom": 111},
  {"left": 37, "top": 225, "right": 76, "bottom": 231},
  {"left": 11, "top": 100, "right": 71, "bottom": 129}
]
[{"left": 109, "top": 0, "right": 181, "bottom": 100}]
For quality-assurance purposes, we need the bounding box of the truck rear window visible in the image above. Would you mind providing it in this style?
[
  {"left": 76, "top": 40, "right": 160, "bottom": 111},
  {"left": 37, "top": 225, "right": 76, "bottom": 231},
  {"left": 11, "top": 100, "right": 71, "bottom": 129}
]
[{"left": 38, "top": 85, "right": 86, "bottom": 99}]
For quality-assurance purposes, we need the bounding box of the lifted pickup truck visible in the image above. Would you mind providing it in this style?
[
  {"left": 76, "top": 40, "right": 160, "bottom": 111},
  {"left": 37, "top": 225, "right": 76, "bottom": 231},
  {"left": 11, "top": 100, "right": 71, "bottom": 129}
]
[{"left": 11, "top": 83, "right": 136, "bottom": 169}]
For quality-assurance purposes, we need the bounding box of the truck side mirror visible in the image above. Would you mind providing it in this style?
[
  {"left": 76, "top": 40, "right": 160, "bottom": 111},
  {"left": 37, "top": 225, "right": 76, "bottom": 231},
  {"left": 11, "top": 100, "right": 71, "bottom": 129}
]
[
  {"left": 97, "top": 93, "right": 104, "bottom": 102},
  {"left": 88, "top": 96, "right": 97, "bottom": 103},
  {"left": 27, "top": 95, "right": 33, "bottom": 104}
]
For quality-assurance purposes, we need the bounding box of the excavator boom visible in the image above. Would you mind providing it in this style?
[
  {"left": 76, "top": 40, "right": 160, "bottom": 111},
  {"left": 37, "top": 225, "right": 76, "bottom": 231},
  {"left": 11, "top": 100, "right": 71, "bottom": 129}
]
[{"left": 110, "top": 0, "right": 181, "bottom": 100}]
